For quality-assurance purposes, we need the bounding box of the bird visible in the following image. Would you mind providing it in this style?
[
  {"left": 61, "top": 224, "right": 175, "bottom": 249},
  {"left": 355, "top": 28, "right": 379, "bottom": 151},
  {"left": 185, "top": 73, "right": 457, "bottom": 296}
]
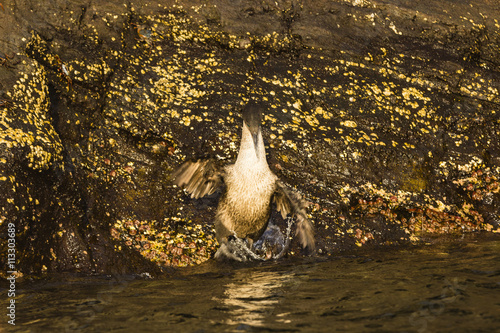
[{"left": 172, "top": 102, "right": 315, "bottom": 260}]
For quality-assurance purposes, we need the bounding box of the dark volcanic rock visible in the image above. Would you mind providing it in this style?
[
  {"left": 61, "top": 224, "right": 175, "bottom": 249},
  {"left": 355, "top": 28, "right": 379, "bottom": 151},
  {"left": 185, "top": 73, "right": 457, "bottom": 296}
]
[{"left": 0, "top": 0, "right": 499, "bottom": 275}]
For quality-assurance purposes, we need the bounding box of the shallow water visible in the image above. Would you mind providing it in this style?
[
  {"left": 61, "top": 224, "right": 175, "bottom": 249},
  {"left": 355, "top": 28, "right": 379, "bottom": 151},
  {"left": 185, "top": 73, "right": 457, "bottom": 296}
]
[{"left": 6, "top": 235, "right": 500, "bottom": 332}]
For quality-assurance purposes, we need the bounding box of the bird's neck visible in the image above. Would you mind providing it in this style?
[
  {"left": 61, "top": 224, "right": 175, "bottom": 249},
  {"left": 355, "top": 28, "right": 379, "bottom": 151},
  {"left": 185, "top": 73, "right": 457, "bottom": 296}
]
[{"left": 235, "top": 124, "right": 268, "bottom": 171}]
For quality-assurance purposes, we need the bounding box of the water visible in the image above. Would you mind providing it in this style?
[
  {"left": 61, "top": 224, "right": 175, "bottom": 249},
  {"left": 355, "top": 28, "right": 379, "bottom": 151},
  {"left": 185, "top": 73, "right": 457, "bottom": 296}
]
[{"left": 6, "top": 235, "right": 500, "bottom": 332}]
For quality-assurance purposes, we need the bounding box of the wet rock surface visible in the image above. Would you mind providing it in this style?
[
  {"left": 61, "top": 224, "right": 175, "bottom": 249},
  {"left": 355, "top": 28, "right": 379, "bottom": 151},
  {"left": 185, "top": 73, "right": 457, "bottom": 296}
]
[{"left": 0, "top": 0, "right": 499, "bottom": 275}]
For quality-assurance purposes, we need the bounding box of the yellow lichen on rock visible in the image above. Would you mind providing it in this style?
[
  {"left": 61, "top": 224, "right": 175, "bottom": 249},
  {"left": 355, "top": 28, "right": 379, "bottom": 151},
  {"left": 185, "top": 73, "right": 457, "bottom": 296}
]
[{"left": 1, "top": 59, "right": 63, "bottom": 170}]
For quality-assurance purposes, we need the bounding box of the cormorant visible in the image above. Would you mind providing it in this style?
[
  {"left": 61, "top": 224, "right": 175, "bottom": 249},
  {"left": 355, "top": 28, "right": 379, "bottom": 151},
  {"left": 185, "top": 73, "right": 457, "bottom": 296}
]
[{"left": 173, "top": 102, "right": 315, "bottom": 260}]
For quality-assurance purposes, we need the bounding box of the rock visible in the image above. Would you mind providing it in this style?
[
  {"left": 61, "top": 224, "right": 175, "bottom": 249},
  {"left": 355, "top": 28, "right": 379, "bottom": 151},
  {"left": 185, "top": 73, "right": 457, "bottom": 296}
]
[{"left": 0, "top": 0, "right": 499, "bottom": 275}]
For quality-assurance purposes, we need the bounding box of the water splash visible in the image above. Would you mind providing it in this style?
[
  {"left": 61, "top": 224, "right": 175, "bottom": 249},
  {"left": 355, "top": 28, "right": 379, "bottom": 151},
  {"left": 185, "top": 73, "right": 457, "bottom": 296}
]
[{"left": 217, "top": 217, "right": 294, "bottom": 261}]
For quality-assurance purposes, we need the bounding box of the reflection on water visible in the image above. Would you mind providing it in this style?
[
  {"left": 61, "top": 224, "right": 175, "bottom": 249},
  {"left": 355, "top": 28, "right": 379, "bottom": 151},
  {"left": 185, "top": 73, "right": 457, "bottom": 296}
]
[
  {"left": 6, "top": 235, "right": 500, "bottom": 332},
  {"left": 215, "top": 270, "right": 292, "bottom": 327}
]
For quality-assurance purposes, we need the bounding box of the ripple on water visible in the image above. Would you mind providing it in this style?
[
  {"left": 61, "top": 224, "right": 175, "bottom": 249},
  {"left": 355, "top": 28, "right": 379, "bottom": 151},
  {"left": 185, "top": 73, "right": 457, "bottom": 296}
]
[{"left": 10, "top": 236, "right": 500, "bottom": 332}]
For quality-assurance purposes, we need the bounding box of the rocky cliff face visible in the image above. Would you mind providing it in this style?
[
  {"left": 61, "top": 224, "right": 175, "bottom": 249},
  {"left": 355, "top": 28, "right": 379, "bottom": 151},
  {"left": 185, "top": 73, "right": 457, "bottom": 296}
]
[{"left": 0, "top": 0, "right": 499, "bottom": 275}]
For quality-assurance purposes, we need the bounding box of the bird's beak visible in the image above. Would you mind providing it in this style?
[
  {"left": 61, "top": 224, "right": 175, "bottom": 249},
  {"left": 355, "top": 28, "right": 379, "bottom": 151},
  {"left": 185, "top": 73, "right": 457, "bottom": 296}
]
[
  {"left": 252, "top": 130, "right": 259, "bottom": 151},
  {"left": 244, "top": 121, "right": 260, "bottom": 152}
]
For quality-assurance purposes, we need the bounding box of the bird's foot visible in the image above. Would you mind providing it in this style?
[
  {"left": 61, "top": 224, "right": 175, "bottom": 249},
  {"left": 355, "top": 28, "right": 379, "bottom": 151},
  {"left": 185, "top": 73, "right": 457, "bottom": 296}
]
[{"left": 214, "top": 243, "right": 249, "bottom": 261}]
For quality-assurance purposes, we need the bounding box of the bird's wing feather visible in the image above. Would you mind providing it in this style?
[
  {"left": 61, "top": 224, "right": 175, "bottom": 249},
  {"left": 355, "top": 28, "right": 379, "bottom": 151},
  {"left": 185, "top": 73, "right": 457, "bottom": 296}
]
[
  {"left": 172, "top": 159, "right": 223, "bottom": 199},
  {"left": 273, "top": 180, "right": 315, "bottom": 252}
]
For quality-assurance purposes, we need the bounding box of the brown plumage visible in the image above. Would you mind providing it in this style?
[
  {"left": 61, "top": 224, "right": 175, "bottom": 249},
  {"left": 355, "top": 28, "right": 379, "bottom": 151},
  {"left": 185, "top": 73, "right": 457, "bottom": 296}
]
[{"left": 172, "top": 102, "right": 315, "bottom": 259}]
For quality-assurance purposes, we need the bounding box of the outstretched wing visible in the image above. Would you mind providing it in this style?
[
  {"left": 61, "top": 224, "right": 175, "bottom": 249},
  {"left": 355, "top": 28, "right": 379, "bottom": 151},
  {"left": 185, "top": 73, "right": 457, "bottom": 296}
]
[
  {"left": 172, "top": 159, "right": 224, "bottom": 199},
  {"left": 273, "top": 180, "right": 315, "bottom": 252}
]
